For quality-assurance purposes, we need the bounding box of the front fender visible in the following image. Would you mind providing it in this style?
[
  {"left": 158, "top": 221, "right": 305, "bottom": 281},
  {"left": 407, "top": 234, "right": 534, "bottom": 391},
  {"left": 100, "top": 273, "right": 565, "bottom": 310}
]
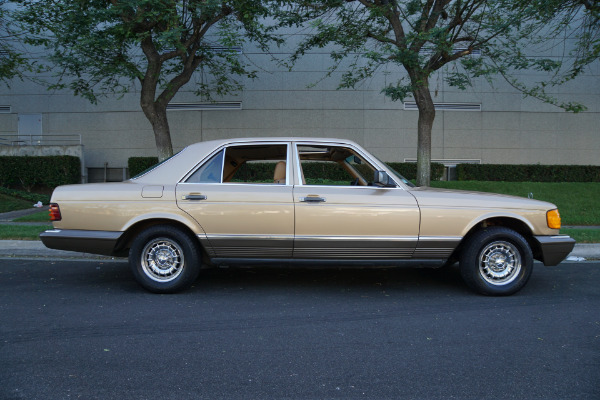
[{"left": 460, "top": 211, "right": 536, "bottom": 237}]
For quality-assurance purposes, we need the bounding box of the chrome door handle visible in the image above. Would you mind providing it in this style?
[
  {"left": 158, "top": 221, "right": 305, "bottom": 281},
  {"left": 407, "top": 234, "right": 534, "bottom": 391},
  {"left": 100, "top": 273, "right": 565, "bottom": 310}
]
[
  {"left": 182, "top": 194, "right": 207, "bottom": 201},
  {"left": 300, "top": 196, "right": 326, "bottom": 203}
]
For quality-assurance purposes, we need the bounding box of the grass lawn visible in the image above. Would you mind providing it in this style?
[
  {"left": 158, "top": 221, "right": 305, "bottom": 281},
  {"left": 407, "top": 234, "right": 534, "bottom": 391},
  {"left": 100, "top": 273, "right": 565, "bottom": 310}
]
[
  {"left": 561, "top": 229, "right": 600, "bottom": 244},
  {"left": 430, "top": 181, "right": 599, "bottom": 226},
  {"left": 13, "top": 210, "right": 51, "bottom": 223},
  {"left": 0, "top": 193, "right": 33, "bottom": 213},
  {"left": 0, "top": 225, "right": 49, "bottom": 240}
]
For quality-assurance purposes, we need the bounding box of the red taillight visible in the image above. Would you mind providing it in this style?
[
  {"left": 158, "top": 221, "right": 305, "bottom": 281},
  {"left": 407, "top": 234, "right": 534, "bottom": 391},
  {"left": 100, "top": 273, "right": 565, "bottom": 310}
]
[{"left": 49, "top": 203, "right": 62, "bottom": 221}]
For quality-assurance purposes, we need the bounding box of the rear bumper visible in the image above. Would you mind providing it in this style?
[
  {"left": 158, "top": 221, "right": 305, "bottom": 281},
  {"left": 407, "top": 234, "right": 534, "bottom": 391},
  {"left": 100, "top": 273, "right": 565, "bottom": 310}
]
[
  {"left": 534, "top": 235, "right": 576, "bottom": 266},
  {"left": 40, "top": 229, "right": 122, "bottom": 256}
]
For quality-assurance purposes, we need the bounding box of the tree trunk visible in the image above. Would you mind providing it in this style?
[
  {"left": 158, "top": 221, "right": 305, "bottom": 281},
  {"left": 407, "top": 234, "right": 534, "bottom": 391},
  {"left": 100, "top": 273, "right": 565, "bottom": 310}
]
[
  {"left": 138, "top": 35, "right": 203, "bottom": 162},
  {"left": 138, "top": 38, "right": 177, "bottom": 162},
  {"left": 142, "top": 103, "right": 174, "bottom": 162},
  {"left": 411, "top": 79, "right": 435, "bottom": 187}
]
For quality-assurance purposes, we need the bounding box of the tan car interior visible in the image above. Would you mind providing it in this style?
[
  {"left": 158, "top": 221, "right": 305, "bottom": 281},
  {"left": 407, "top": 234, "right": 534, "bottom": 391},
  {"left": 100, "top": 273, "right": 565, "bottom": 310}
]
[{"left": 217, "top": 143, "right": 373, "bottom": 186}]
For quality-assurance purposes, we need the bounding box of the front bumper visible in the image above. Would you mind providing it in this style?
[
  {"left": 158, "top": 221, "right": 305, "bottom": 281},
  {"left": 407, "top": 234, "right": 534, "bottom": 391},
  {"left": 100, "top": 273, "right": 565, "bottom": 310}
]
[
  {"left": 534, "top": 235, "right": 576, "bottom": 266},
  {"left": 40, "top": 229, "right": 122, "bottom": 256}
]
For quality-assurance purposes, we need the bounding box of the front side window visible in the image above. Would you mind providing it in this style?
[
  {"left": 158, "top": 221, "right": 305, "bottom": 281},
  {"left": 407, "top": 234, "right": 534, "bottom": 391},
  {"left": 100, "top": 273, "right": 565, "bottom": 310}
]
[
  {"left": 186, "top": 144, "right": 288, "bottom": 185},
  {"left": 297, "top": 145, "right": 376, "bottom": 186}
]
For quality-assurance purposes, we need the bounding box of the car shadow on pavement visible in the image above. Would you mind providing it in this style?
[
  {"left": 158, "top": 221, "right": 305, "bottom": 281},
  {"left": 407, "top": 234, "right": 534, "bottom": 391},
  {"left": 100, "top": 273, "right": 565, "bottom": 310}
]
[
  {"left": 190, "top": 265, "right": 469, "bottom": 295},
  {"left": 65, "top": 260, "right": 469, "bottom": 295}
]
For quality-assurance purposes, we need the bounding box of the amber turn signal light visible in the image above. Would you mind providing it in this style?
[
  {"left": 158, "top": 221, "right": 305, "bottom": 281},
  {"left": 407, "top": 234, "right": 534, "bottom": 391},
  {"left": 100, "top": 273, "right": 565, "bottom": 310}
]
[
  {"left": 49, "top": 203, "right": 62, "bottom": 222},
  {"left": 546, "top": 209, "right": 561, "bottom": 229}
]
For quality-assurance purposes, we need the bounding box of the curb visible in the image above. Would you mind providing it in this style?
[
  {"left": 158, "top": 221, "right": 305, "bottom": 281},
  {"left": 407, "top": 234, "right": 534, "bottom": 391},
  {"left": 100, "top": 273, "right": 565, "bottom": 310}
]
[{"left": 0, "top": 240, "right": 118, "bottom": 260}]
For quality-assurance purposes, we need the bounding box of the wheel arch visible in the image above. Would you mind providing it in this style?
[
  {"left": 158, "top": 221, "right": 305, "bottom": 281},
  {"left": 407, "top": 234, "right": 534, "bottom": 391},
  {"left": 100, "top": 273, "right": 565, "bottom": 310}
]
[
  {"left": 113, "top": 218, "right": 209, "bottom": 260},
  {"left": 450, "top": 216, "right": 542, "bottom": 263}
]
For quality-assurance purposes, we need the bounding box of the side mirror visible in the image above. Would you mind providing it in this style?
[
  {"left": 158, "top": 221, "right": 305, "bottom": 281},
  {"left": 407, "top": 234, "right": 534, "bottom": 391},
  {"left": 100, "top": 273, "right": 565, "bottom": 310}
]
[{"left": 374, "top": 171, "right": 396, "bottom": 188}]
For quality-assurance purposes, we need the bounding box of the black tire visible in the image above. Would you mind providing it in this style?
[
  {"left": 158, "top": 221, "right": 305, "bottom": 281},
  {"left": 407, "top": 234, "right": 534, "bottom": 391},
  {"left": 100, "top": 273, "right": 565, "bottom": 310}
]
[
  {"left": 129, "top": 225, "right": 201, "bottom": 293},
  {"left": 459, "top": 227, "right": 534, "bottom": 296}
]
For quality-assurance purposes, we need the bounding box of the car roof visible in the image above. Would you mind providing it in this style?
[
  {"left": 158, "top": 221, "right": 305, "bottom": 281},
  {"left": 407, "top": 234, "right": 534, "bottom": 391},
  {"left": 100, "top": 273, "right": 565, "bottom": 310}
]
[
  {"left": 132, "top": 137, "right": 361, "bottom": 183},
  {"left": 187, "top": 137, "right": 359, "bottom": 148}
]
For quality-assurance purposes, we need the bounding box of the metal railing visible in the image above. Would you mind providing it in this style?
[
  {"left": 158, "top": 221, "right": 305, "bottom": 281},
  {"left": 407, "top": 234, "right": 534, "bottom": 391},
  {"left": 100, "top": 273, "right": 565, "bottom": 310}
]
[{"left": 0, "top": 134, "right": 82, "bottom": 146}]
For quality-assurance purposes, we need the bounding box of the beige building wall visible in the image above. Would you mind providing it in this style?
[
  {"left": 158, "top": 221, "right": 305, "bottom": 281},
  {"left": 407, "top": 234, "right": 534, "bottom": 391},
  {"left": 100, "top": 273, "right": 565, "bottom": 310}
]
[{"left": 0, "top": 43, "right": 598, "bottom": 178}]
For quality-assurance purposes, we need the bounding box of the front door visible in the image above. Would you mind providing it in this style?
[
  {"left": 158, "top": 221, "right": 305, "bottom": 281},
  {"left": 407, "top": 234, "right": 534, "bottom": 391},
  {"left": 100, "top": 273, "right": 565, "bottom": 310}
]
[{"left": 292, "top": 143, "right": 420, "bottom": 260}]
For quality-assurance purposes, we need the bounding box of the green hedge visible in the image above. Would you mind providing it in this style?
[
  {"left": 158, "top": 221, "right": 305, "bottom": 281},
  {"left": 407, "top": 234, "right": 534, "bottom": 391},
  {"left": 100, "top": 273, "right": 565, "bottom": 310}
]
[
  {"left": 128, "top": 156, "right": 445, "bottom": 181},
  {"left": 457, "top": 164, "right": 600, "bottom": 182},
  {"left": 128, "top": 157, "right": 159, "bottom": 178},
  {"left": 0, "top": 155, "right": 81, "bottom": 191},
  {"left": 386, "top": 162, "right": 445, "bottom": 181}
]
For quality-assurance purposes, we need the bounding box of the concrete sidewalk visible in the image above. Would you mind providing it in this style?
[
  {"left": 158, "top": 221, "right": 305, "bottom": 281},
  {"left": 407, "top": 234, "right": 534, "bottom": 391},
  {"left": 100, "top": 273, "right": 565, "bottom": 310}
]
[{"left": 0, "top": 239, "right": 598, "bottom": 261}]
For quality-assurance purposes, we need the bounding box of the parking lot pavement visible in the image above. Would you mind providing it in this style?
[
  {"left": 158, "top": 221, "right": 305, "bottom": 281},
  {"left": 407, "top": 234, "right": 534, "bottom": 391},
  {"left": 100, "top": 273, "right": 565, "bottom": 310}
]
[{"left": 1, "top": 259, "right": 598, "bottom": 400}]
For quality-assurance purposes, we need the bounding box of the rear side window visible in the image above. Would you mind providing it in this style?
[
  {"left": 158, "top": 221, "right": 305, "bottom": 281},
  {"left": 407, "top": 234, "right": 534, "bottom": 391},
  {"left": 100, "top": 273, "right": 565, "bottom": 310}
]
[
  {"left": 186, "top": 150, "right": 224, "bottom": 183},
  {"left": 185, "top": 144, "right": 289, "bottom": 185},
  {"left": 223, "top": 145, "right": 288, "bottom": 184}
]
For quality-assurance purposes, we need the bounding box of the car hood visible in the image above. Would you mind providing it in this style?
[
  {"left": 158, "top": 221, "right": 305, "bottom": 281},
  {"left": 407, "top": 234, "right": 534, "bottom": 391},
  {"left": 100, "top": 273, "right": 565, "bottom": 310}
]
[{"left": 408, "top": 186, "right": 557, "bottom": 211}]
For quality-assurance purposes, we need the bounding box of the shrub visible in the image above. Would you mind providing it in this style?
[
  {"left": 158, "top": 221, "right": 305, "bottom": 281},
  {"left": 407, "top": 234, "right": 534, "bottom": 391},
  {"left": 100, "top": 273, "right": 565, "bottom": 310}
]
[
  {"left": 0, "top": 155, "right": 81, "bottom": 191},
  {"left": 385, "top": 162, "right": 445, "bottom": 181},
  {"left": 128, "top": 157, "right": 159, "bottom": 178},
  {"left": 457, "top": 164, "right": 600, "bottom": 182}
]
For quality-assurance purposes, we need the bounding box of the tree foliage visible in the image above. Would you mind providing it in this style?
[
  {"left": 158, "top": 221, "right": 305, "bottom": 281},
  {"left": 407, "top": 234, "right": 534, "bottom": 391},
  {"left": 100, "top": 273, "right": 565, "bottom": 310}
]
[
  {"left": 0, "top": 0, "right": 31, "bottom": 83},
  {"left": 14, "top": 0, "right": 282, "bottom": 160},
  {"left": 525, "top": 0, "right": 599, "bottom": 81},
  {"left": 284, "top": 0, "right": 598, "bottom": 186}
]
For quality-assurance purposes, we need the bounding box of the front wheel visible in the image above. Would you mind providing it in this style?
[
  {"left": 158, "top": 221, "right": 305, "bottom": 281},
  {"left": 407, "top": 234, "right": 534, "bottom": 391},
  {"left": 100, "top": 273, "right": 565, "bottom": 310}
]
[
  {"left": 129, "top": 225, "right": 201, "bottom": 293},
  {"left": 460, "top": 227, "right": 534, "bottom": 296}
]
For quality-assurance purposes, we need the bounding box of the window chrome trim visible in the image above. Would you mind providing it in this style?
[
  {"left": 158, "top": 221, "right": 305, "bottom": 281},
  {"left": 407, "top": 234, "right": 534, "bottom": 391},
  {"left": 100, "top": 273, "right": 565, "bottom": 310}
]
[
  {"left": 206, "top": 234, "right": 294, "bottom": 241},
  {"left": 293, "top": 184, "right": 400, "bottom": 190},
  {"left": 417, "top": 236, "right": 462, "bottom": 242},
  {"left": 294, "top": 235, "right": 418, "bottom": 242},
  {"left": 180, "top": 141, "right": 292, "bottom": 186},
  {"left": 179, "top": 147, "right": 224, "bottom": 183},
  {"left": 178, "top": 182, "right": 294, "bottom": 187},
  {"left": 219, "top": 148, "right": 226, "bottom": 183}
]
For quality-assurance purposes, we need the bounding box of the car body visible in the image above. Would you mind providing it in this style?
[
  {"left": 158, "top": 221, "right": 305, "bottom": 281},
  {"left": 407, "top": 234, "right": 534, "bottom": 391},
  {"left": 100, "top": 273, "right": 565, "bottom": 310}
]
[{"left": 41, "top": 137, "right": 575, "bottom": 295}]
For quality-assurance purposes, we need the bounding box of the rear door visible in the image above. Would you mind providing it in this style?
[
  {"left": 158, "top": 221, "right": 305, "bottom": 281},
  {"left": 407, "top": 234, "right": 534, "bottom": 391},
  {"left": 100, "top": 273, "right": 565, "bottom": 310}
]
[{"left": 176, "top": 142, "right": 294, "bottom": 259}]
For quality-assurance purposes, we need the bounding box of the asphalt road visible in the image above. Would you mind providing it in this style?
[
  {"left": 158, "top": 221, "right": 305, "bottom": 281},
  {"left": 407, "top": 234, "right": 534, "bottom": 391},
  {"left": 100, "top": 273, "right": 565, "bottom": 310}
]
[{"left": 0, "top": 259, "right": 598, "bottom": 400}]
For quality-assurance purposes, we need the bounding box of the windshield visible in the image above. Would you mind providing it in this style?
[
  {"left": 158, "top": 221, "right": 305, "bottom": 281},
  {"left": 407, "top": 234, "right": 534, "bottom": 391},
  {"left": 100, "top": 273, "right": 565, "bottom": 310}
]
[{"left": 374, "top": 156, "right": 416, "bottom": 187}]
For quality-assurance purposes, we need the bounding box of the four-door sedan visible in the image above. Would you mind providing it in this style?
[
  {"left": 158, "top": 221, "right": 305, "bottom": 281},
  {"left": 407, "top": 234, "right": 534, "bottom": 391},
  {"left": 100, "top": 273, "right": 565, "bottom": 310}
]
[{"left": 41, "top": 138, "right": 575, "bottom": 295}]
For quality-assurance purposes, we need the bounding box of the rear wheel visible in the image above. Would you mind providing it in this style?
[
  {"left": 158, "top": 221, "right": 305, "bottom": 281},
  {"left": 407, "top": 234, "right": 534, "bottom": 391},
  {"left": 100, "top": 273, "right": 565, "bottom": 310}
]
[
  {"left": 460, "top": 227, "right": 533, "bottom": 296},
  {"left": 129, "top": 225, "right": 201, "bottom": 293}
]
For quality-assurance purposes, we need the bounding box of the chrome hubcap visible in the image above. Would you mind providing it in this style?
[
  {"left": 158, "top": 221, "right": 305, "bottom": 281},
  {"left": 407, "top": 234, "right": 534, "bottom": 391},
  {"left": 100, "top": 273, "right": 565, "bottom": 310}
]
[
  {"left": 141, "top": 238, "right": 185, "bottom": 282},
  {"left": 479, "top": 241, "right": 522, "bottom": 286}
]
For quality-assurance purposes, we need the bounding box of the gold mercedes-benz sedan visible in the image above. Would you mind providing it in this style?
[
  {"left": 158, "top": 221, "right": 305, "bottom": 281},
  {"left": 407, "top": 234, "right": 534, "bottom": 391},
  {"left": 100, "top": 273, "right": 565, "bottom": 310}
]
[{"left": 40, "top": 138, "right": 575, "bottom": 295}]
